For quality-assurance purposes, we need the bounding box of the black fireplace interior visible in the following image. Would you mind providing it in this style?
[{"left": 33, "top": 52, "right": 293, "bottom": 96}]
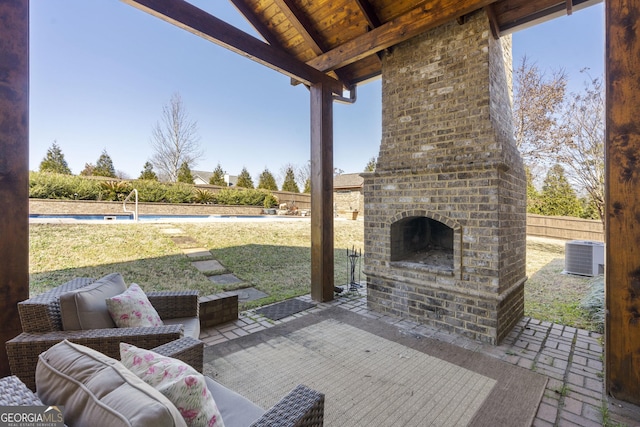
[{"left": 390, "top": 217, "right": 454, "bottom": 271}]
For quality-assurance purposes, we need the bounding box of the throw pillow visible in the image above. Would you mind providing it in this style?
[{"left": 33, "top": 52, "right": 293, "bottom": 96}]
[
  {"left": 106, "top": 283, "right": 164, "bottom": 328},
  {"left": 120, "top": 343, "right": 225, "bottom": 427}
]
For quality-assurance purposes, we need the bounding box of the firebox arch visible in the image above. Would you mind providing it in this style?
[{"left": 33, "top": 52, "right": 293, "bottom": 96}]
[
  {"left": 387, "top": 210, "right": 462, "bottom": 232},
  {"left": 387, "top": 210, "right": 462, "bottom": 279}
]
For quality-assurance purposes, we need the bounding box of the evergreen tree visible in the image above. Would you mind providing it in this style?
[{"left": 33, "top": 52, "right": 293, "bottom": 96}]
[
  {"left": 139, "top": 161, "right": 158, "bottom": 181},
  {"left": 39, "top": 141, "right": 72, "bottom": 174},
  {"left": 209, "top": 163, "right": 226, "bottom": 186},
  {"left": 257, "top": 168, "right": 278, "bottom": 191},
  {"left": 93, "top": 150, "right": 116, "bottom": 177},
  {"left": 281, "top": 166, "right": 300, "bottom": 193},
  {"left": 236, "top": 167, "right": 254, "bottom": 188},
  {"left": 80, "top": 163, "right": 95, "bottom": 176},
  {"left": 539, "top": 164, "right": 583, "bottom": 217},
  {"left": 525, "top": 166, "right": 543, "bottom": 214},
  {"left": 364, "top": 157, "right": 377, "bottom": 172},
  {"left": 303, "top": 178, "right": 311, "bottom": 193},
  {"left": 177, "top": 161, "right": 194, "bottom": 184}
]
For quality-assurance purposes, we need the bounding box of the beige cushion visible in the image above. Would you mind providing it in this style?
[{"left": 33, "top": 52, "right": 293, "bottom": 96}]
[
  {"left": 36, "top": 340, "right": 187, "bottom": 427},
  {"left": 60, "top": 273, "right": 127, "bottom": 330}
]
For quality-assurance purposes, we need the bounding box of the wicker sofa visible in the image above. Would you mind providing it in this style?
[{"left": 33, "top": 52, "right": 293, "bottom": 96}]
[
  {"left": 6, "top": 274, "right": 201, "bottom": 390},
  {"left": 1, "top": 337, "right": 325, "bottom": 427}
]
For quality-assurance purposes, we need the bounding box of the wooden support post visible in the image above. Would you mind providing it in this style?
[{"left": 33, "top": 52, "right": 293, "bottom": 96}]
[
  {"left": 310, "top": 83, "right": 334, "bottom": 302},
  {"left": 0, "top": 0, "right": 29, "bottom": 376},
  {"left": 605, "top": 0, "right": 640, "bottom": 405}
]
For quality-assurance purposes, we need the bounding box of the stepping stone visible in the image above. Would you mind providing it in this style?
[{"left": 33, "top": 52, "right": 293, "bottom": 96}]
[
  {"left": 183, "top": 248, "right": 213, "bottom": 259},
  {"left": 160, "top": 228, "right": 184, "bottom": 235},
  {"left": 227, "top": 287, "right": 269, "bottom": 302},
  {"left": 170, "top": 236, "right": 200, "bottom": 248},
  {"left": 192, "top": 259, "right": 225, "bottom": 272},
  {"left": 208, "top": 274, "right": 243, "bottom": 285}
]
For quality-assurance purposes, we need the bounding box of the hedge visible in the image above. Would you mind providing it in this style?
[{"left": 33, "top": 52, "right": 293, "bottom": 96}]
[{"left": 29, "top": 172, "right": 278, "bottom": 207}]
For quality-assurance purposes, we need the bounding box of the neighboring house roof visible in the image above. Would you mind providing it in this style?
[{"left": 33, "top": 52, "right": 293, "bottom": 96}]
[
  {"left": 333, "top": 173, "right": 364, "bottom": 190},
  {"left": 192, "top": 170, "right": 213, "bottom": 184}
]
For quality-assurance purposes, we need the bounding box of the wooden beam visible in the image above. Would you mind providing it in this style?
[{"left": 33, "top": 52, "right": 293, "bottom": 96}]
[
  {"left": 566, "top": 0, "right": 573, "bottom": 15},
  {"left": 274, "top": 0, "right": 325, "bottom": 55},
  {"left": 0, "top": 0, "right": 30, "bottom": 376},
  {"left": 122, "top": 0, "right": 343, "bottom": 94},
  {"left": 306, "top": 0, "right": 497, "bottom": 73},
  {"left": 310, "top": 82, "right": 334, "bottom": 302},
  {"left": 605, "top": 0, "right": 640, "bottom": 406},
  {"left": 485, "top": 4, "right": 501, "bottom": 39},
  {"left": 354, "top": 0, "right": 382, "bottom": 29},
  {"left": 228, "top": 0, "right": 283, "bottom": 47}
]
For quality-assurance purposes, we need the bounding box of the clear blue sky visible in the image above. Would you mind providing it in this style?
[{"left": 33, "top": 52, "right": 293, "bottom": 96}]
[{"left": 29, "top": 1, "right": 604, "bottom": 180}]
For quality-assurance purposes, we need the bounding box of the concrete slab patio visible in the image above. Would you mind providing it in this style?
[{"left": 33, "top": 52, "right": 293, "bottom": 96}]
[{"left": 199, "top": 286, "right": 640, "bottom": 426}]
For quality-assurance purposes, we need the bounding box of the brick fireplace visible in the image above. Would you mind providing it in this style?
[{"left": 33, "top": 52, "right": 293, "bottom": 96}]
[{"left": 362, "top": 11, "right": 527, "bottom": 344}]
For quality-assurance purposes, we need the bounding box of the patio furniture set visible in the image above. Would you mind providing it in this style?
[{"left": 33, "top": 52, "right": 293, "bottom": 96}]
[{"left": 3, "top": 273, "right": 325, "bottom": 427}]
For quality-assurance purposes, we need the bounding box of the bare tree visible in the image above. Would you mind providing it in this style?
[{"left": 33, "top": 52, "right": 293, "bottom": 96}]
[
  {"left": 296, "top": 161, "right": 311, "bottom": 191},
  {"left": 150, "top": 93, "right": 203, "bottom": 182},
  {"left": 513, "top": 57, "right": 567, "bottom": 177},
  {"left": 557, "top": 74, "right": 605, "bottom": 222}
]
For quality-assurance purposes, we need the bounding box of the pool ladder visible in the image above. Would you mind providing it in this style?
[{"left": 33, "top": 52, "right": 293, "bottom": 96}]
[{"left": 123, "top": 189, "right": 139, "bottom": 221}]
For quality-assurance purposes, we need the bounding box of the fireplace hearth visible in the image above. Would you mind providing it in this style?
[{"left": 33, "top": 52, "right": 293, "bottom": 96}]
[{"left": 362, "top": 11, "right": 527, "bottom": 345}]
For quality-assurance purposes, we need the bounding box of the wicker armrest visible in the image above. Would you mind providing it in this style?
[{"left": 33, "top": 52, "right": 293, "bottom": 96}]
[
  {"left": 250, "top": 385, "right": 325, "bottom": 427},
  {"left": 147, "top": 290, "right": 200, "bottom": 319},
  {"left": 6, "top": 324, "right": 183, "bottom": 391},
  {"left": 151, "top": 337, "right": 204, "bottom": 373},
  {"left": 0, "top": 376, "right": 43, "bottom": 406},
  {"left": 18, "top": 278, "right": 94, "bottom": 332}
]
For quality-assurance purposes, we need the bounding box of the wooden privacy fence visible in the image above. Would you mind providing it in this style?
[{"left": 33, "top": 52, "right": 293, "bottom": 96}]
[{"left": 526, "top": 214, "right": 604, "bottom": 241}]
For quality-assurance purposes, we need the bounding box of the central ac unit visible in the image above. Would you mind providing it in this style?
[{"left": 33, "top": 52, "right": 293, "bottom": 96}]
[{"left": 564, "top": 240, "right": 605, "bottom": 276}]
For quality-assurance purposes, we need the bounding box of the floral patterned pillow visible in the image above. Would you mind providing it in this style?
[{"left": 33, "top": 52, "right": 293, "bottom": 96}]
[
  {"left": 120, "top": 343, "right": 225, "bottom": 427},
  {"left": 105, "top": 283, "right": 163, "bottom": 328}
]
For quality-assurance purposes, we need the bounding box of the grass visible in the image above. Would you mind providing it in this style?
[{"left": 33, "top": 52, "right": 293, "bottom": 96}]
[{"left": 29, "top": 221, "right": 597, "bottom": 329}]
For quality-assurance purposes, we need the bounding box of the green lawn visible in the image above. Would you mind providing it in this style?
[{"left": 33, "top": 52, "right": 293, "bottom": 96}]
[{"left": 29, "top": 221, "right": 596, "bottom": 329}]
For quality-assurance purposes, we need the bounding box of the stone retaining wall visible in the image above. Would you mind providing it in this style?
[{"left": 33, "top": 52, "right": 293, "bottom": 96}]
[{"left": 29, "top": 199, "right": 265, "bottom": 216}]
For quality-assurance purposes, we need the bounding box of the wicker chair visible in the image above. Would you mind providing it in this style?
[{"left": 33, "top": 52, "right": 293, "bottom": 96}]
[
  {"left": 2, "top": 337, "right": 324, "bottom": 427},
  {"left": 6, "top": 277, "right": 200, "bottom": 391}
]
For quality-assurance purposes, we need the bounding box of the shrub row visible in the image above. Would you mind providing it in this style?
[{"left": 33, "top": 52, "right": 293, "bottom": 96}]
[{"left": 29, "top": 172, "right": 278, "bottom": 207}]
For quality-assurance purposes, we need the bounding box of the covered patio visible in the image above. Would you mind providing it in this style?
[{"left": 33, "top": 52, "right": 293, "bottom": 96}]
[
  {"left": 2, "top": 0, "right": 640, "bottom": 419},
  {"left": 201, "top": 287, "right": 615, "bottom": 425}
]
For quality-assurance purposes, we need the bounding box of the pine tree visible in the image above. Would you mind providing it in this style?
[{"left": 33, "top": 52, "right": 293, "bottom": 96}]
[
  {"left": 539, "top": 164, "right": 583, "bottom": 217},
  {"left": 236, "top": 167, "right": 254, "bottom": 188},
  {"left": 39, "top": 141, "right": 72, "bottom": 174},
  {"left": 281, "top": 166, "right": 300, "bottom": 193},
  {"left": 303, "top": 178, "right": 311, "bottom": 193},
  {"left": 139, "top": 161, "right": 158, "bottom": 181},
  {"left": 364, "top": 157, "right": 377, "bottom": 172},
  {"left": 257, "top": 168, "right": 278, "bottom": 191},
  {"left": 209, "top": 163, "right": 226, "bottom": 186},
  {"left": 93, "top": 150, "right": 116, "bottom": 177},
  {"left": 80, "top": 163, "right": 95, "bottom": 176},
  {"left": 177, "top": 161, "right": 194, "bottom": 184},
  {"left": 525, "top": 166, "right": 543, "bottom": 214}
]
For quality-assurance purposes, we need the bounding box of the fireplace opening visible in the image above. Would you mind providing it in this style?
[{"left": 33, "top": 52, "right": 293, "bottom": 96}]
[{"left": 390, "top": 217, "right": 454, "bottom": 272}]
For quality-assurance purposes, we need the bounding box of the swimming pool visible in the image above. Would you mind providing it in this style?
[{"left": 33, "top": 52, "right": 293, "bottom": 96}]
[{"left": 28, "top": 214, "right": 307, "bottom": 222}]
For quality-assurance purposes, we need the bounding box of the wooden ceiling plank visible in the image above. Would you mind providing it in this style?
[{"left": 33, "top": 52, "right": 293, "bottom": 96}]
[
  {"left": 307, "top": 0, "right": 497, "bottom": 73},
  {"left": 354, "top": 0, "right": 382, "bottom": 29},
  {"left": 228, "top": 0, "right": 283, "bottom": 47},
  {"left": 122, "top": 0, "right": 343, "bottom": 93}
]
